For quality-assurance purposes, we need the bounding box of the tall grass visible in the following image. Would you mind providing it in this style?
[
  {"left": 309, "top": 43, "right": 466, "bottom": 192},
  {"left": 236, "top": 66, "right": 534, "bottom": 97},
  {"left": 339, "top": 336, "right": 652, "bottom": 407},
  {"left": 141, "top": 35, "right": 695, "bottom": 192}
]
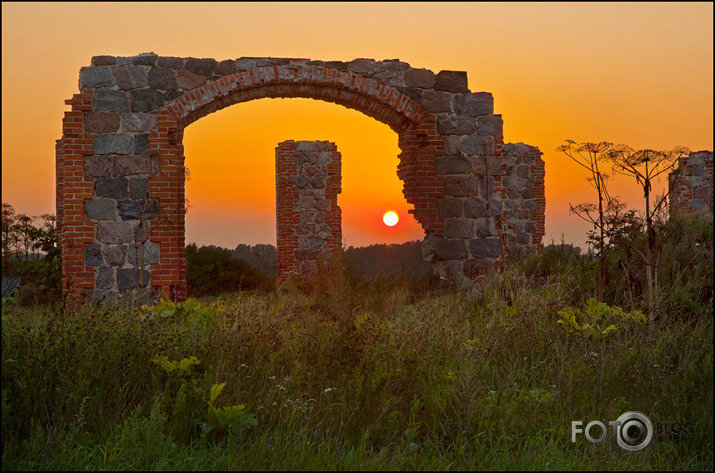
[{"left": 2, "top": 216, "right": 712, "bottom": 470}]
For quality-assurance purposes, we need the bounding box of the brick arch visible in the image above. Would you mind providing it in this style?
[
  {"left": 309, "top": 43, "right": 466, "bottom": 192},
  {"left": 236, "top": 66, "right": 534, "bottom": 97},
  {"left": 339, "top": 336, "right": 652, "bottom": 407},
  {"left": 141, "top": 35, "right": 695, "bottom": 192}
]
[
  {"left": 168, "top": 66, "right": 427, "bottom": 130},
  {"left": 149, "top": 65, "right": 444, "bottom": 300},
  {"left": 56, "top": 55, "right": 545, "bottom": 307}
]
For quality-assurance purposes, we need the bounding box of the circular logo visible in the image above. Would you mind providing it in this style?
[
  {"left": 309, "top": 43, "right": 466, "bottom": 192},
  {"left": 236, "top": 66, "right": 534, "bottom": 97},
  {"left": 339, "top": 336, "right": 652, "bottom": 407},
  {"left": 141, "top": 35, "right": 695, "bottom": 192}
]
[{"left": 615, "top": 411, "right": 653, "bottom": 451}]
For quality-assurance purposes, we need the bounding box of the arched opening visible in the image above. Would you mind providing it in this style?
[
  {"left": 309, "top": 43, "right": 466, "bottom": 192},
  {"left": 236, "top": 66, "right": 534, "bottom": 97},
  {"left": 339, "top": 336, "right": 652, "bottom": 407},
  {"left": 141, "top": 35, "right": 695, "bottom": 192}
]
[
  {"left": 149, "top": 66, "right": 442, "bottom": 300},
  {"left": 181, "top": 97, "right": 425, "bottom": 288},
  {"left": 182, "top": 97, "right": 424, "bottom": 248}
]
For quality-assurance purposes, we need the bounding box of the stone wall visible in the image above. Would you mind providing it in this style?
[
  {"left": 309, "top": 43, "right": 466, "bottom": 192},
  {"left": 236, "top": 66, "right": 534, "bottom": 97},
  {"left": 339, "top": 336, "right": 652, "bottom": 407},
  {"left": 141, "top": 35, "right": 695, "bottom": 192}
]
[
  {"left": 669, "top": 151, "right": 714, "bottom": 218},
  {"left": 276, "top": 141, "right": 341, "bottom": 281},
  {"left": 500, "top": 143, "right": 545, "bottom": 254},
  {"left": 56, "top": 54, "right": 546, "bottom": 307}
]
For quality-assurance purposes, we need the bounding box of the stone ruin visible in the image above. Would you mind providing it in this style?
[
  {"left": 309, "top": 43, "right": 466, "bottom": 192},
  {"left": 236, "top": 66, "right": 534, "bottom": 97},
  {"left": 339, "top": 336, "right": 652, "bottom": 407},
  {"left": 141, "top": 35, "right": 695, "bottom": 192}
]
[
  {"left": 56, "top": 54, "right": 546, "bottom": 307},
  {"left": 276, "top": 140, "right": 342, "bottom": 281},
  {"left": 669, "top": 151, "right": 714, "bottom": 218}
]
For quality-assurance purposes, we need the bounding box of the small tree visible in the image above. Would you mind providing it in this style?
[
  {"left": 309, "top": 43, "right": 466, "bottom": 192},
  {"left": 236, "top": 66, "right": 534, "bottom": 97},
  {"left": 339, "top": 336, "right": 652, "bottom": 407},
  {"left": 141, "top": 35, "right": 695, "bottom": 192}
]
[
  {"left": 1, "top": 203, "right": 62, "bottom": 302},
  {"left": 607, "top": 145, "right": 690, "bottom": 321},
  {"left": 16, "top": 214, "right": 35, "bottom": 262},
  {"left": 2, "top": 202, "right": 19, "bottom": 268},
  {"left": 599, "top": 198, "right": 644, "bottom": 309},
  {"left": 556, "top": 140, "right": 615, "bottom": 300}
]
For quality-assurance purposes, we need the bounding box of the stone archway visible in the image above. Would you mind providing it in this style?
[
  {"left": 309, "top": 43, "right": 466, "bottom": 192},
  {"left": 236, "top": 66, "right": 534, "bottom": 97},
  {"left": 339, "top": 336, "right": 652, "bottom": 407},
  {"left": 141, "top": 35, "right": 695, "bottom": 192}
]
[{"left": 57, "top": 54, "right": 545, "bottom": 307}]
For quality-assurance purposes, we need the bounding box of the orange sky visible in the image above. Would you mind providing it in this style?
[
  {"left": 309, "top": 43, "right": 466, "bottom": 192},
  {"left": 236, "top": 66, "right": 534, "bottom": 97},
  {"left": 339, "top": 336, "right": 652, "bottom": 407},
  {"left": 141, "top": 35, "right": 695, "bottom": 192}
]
[{"left": 2, "top": 2, "right": 713, "bottom": 249}]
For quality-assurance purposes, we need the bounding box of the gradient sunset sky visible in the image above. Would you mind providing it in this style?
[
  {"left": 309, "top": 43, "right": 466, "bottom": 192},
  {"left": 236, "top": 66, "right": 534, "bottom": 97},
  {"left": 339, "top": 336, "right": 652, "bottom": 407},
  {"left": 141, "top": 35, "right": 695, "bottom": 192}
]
[{"left": 2, "top": 2, "right": 712, "bottom": 249}]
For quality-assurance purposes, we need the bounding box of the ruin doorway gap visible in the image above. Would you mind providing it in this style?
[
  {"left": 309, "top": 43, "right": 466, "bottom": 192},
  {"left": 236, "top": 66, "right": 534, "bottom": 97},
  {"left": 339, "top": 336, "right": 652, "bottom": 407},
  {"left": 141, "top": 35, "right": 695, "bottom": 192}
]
[{"left": 56, "top": 54, "right": 545, "bottom": 307}]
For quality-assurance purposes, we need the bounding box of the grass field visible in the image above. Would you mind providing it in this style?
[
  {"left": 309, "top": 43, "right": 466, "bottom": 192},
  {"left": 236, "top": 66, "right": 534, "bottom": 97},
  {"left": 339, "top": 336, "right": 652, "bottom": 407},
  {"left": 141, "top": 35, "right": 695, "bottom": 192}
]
[{"left": 2, "top": 217, "right": 713, "bottom": 470}]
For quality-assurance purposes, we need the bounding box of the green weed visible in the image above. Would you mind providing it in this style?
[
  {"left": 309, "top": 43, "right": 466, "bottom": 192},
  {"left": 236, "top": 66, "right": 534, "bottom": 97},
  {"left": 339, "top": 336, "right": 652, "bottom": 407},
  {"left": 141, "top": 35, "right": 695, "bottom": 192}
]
[{"left": 2, "top": 230, "right": 712, "bottom": 470}]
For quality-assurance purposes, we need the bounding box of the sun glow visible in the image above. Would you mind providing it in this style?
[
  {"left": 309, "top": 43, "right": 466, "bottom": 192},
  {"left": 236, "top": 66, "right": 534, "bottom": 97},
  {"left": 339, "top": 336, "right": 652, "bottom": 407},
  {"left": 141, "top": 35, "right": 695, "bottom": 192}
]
[
  {"left": 383, "top": 211, "right": 399, "bottom": 227},
  {"left": 0, "top": 3, "right": 711, "bottom": 250}
]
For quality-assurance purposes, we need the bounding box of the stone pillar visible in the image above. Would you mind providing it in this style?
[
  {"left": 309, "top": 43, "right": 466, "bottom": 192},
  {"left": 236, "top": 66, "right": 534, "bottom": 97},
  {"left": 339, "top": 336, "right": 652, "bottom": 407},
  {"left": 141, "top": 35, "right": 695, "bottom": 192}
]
[
  {"left": 669, "top": 151, "right": 714, "bottom": 218},
  {"left": 500, "top": 143, "right": 545, "bottom": 253},
  {"left": 275, "top": 140, "right": 342, "bottom": 282}
]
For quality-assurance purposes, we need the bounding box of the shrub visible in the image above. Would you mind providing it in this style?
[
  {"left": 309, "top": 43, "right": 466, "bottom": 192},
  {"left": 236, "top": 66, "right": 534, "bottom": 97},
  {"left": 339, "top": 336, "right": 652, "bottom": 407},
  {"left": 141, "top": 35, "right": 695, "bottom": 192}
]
[{"left": 185, "top": 243, "right": 272, "bottom": 296}]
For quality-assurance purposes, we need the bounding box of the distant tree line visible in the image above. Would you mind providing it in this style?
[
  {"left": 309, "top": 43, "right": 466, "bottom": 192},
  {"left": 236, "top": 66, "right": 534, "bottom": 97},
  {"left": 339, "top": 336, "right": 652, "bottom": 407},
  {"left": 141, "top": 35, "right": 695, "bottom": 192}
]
[
  {"left": 231, "top": 244, "right": 277, "bottom": 278},
  {"left": 343, "top": 240, "right": 431, "bottom": 280},
  {"left": 185, "top": 244, "right": 272, "bottom": 296},
  {"left": 186, "top": 240, "right": 432, "bottom": 297},
  {"left": 1, "top": 202, "right": 61, "bottom": 303}
]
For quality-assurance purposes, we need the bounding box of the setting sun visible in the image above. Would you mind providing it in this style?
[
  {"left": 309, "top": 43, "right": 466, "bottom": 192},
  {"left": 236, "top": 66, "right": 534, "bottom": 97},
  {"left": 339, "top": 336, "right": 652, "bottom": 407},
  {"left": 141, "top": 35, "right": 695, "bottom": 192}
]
[
  {"left": 383, "top": 211, "right": 399, "bottom": 227},
  {"left": 1, "top": 2, "right": 712, "bottom": 250}
]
